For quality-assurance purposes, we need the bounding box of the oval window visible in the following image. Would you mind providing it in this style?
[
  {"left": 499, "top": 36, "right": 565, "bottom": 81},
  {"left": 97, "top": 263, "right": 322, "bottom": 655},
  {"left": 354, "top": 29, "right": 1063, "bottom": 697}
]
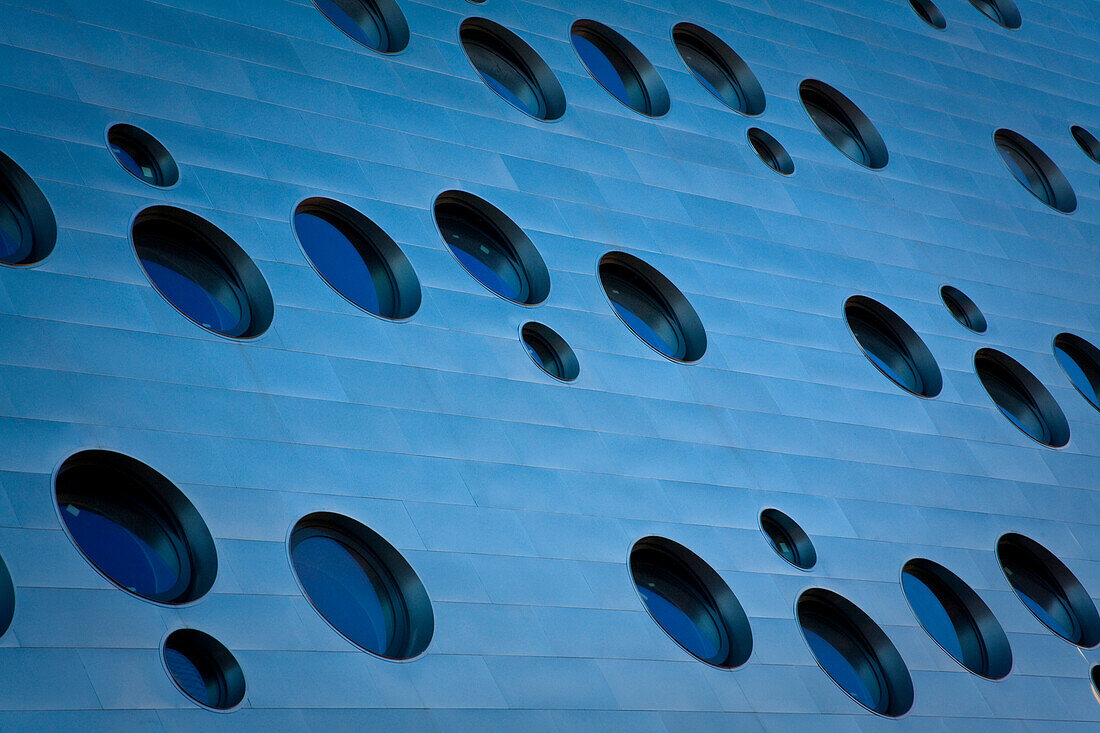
[
  {"left": 312, "top": 0, "right": 409, "bottom": 53},
  {"left": 521, "top": 322, "right": 579, "bottom": 382},
  {"left": 163, "top": 629, "right": 246, "bottom": 710},
  {"left": 910, "top": 0, "right": 947, "bottom": 29},
  {"left": 1053, "top": 333, "right": 1100, "bottom": 412},
  {"left": 940, "top": 285, "right": 987, "bottom": 333},
  {"left": 460, "top": 19, "right": 565, "bottom": 121},
  {"left": 800, "top": 80, "right": 888, "bottom": 170},
  {"left": 0, "top": 150, "right": 56, "bottom": 266},
  {"left": 759, "top": 509, "right": 816, "bottom": 569},
  {"left": 994, "top": 129, "right": 1076, "bottom": 213},
  {"left": 845, "top": 296, "right": 942, "bottom": 397},
  {"left": 571, "top": 20, "right": 669, "bottom": 117},
  {"left": 968, "top": 0, "right": 1021, "bottom": 29},
  {"left": 1071, "top": 125, "right": 1100, "bottom": 164},
  {"left": 672, "top": 24, "right": 764, "bottom": 116},
  {"left": 747, "top": 128, "right": 794, "bottom": 175},
  {"left": 108, "top": 124, "right": 179, "bottom": 187},
  {"left": 975, "top": 349, "right": 1069, "bottom": 447}
]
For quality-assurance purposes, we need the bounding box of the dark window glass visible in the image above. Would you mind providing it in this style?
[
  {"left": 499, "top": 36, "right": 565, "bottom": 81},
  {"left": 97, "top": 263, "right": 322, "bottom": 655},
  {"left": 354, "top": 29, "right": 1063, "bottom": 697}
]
[
  {"left": 802, "top": 615, "right": 882, "bottom": 709},
  {"left": 998, "top": 139, "right": 1052, "bottom": 202},
  {"left": 111, "top": 141, "right": 156, "bottom": 183},
  {"left": 164, "top": 646, "right": 209, "bottom": 704},
  {"left": 909, "top": 0, "right": 947, "bottom": 29},
  {"left": 804, "top": 91, "right": 868, "bottom": 166},
  {"left": 847, "top": 304, "right": 923, "bottom": 394},
  {"left": 460, "top": 22, "right": 564, "bottom": 121},
  {"left": 107, "top": 125, "right": 178, "bottom": 188},
  {"left": 747, "top": 128, "right": 794, "bottom": 175},
  {"left": 999, "top": 542, "right": 1079, "bottom": 641},
  {"left": 163, "top": 629, "right": 245, "bottom": 710},
  {"left": 1053, "top": 334, "right": 1100, "bottom": 411},
  {"left": 521, "top": 323, "right": 579, "bottom": 382},
  {"left": 294, "top": 212, "right": 388, "bottom": 316},
  {"left": 1071, "top": 126, "right": 1100, "bottom": 164},
  {"left": 940, "top": 286, "right": 987, "bottom": 333},
  {"left": 436, "top": 200, "right": 533, "bottom": 303},
  {"left": 903, "top": 570, "right": 966, "bottom": 661},
  {"left": 572, "top": 32, "right": 633, "bottom": 108},
  {"left": 0, "top": 193, "right": 30, "bottom": 263},
  {"left": 760, "top": 509, "right": 815, "bottom": 570},
  {"left": 603, "top": 266, "right": 683, "bottom": 359},
  {"left": 993, "top": 130, "right": 1075, "bottom": 213},
  {"left": 314, "top": 0, "right": 382, "bottom": 48},
  {"left": 980, "top": 361, "right": 1047, "bottom": 441},
  {"left": 968, "top": 0, "right": 1021, "bottom": 28},
  {"left": 762, "top": 515, "right": 797, "bottom": 565},
  {"left": 672, "top": 25, "right": 764, "bottom": 116}
]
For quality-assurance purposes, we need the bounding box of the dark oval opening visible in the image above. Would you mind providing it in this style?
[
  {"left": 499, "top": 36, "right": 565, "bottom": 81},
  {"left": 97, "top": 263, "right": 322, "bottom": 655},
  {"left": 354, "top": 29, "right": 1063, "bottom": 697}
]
[
  {"left": 672, "top": 23, "right": 765, "bottom": 116},
  {"left": 1071, "top": 126, "right": 1100, "bottom": 164},
  {"left": 460, "top": 18, "right": 566, "bottom": 121},
  {"left": 312, "top": 0, "right": 409, "bottom": 53},
  {"left": 975, "top": 348, "right": 1069, "bottom": 448},
  {"left": 759, "top": 509, "right": 816, "bottom": 569},
  {"left": 571, "top": 20, "right": 670, "bottom": 117},
  {"left": 909, "top": 0, "right": 947, "bottom": 29},
  {"left": 630, "top": 536, "right": 752, "bottom": 668},
  {"left": 845, "top": 296, "right": 942, "bottom": 397},
  {"left": 0, "top": 150, "right": 56, "bottom": 266},
  {"left": 800, "top": 80, "right": 888, "bottom": 170},
  {"left": 940, "top": 286, "right": 987, "bottom": 333},
  {"left": 521, "top": 322, "right": 579, "bottom": 382},
  {"left": 747, "top": 128, "right": 794, "bottom": 175},
  {"left": 164, "top": 629, "right": 246, "bottom": 710},
  {"left": 968, "top": 0, "right": 1021, "bottom": 29},
  {"left": 1053, "top": 333, "right": 1100, "bottom": 412},
  {"left": 994, "top": 129, "right": 1076, "bottom": 213},
  {"left": 108, "top": 124, "right": 179, "bottom": 187}
]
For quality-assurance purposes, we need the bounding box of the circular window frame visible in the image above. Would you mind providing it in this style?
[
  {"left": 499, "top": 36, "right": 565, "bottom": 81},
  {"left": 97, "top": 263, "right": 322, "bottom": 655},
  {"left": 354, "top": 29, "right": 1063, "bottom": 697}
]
[
  {"left": 747, "top": 128, "right": 794, "bottom": 175},
  {"left": 799, "top": 80, "right": 888, "bottom": 170},
  {"left": 1070, "top": 126, "right": 1100, "bottom": 165},
  {"left": 0, "top": 149, "right": 57, "bottom": 268},
  {"left": 974, "top": 348, "right": 1070, "bottom": 448},
  {"left": 628, "top": 536, "right": 753, "bottom": 669},
  {"left": 53, "top": 450, "right": 219, "bottom": 607},
  {"left": 1053, "top": 333, "right": 1100, "bottom": 413},
  {"left": 520, "top": 321, "right": 579, "bottom": 382},
  {"left": 459, "top": 18, "right": 566, "bottom": 122},
  {"left": 759, "top": 508, "right": 816, "bottom": 570},
  {"left": 671, "top": 23, "right": 765, "bottom": 116},
  {"left": 161, "top": 628, "right": 246, "bottom": 712},
  {"left": 940, "top": 285, "right": 987, "bottom": 334},
  {"left": 844, "top": 295, "right": 943, "bottom": 398},
  {"left": 292, "top": 197, "right": 421, "bottom": 321},
  {"left": 570, "top": 20, "right": 670, "bottom": 118},
  {"left": 993, "top": 129, "right": 1076, "bottom": 214},
  {"left": 310, "top": 0, "right": 409, "bottom": 54},
  {"left": 909, "top": 0, "right": 947, "bottom": 29},
  {"left": 968, "top": 0, "right": 1021, "bottom": 29},
  {"left": 105, "top": 123, "right": 179, "bottom": 188}
]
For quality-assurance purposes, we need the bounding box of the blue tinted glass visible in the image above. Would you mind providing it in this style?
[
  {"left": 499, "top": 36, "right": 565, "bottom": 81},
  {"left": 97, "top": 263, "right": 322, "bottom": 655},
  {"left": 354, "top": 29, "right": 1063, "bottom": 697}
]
[
  {"left": 1055, "top": 345, "right": 1099, "bottom": 407},
  {"left": 295, "top": 212, "right": 384, "bottom": 315},
  {"left": 864, "top": 349, "right": 910, "bottom": 388},
  {"left": 689, "top": 67, "right": 724, "bottom": 100},
  {"left": 110, "top": 142, "right": 155, "bottom": 183},
  {"left": 611, "top": 301, "right": 677, "bottom": 356},
  {"left": 637, "top": 584, "right": 719, "bottom": 661},
  {"left": 140, "top": 256, "right": 241, "bottom": 334},
  {"left": 165, "top": 646, "right": 209, "bottom": 705},
  {"left": 902, "top": 572, "right": 964, "bottom": 661},
  {"left": 572, "top": 34, "right": 630, "bottom": 106},
  {"left": 449, "top": 243, "right": 520, "bottom": 301},
  {"left": 293, "top": 535, "right": 390, "bottom": 654},
  {"left": 804, "top": 625, "right": 878, "bottom": 709},
  {"left": 1017, "top": 590, "right": 1073, "bottom": 637},
  {"left": 61, "top": 503, "right": 179, "bottom": 597},
  {"left": 480, "top": 72, "right": 533, "bottom": 116},
  {"left": 0, "top": 198, "right": 23, "bottom": 259},
  {"left": 314, "top": 0, "right": 382, "bottom": 48}
]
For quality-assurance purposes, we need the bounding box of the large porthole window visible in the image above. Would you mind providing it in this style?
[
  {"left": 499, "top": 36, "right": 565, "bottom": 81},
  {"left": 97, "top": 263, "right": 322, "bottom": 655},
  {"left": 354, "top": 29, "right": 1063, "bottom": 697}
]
[
  {"left": 289, "top": 512, "right": 433, "bottom": 659},
  {"left": 132, "top": 207, "right": 274, "bottom": 338},
  {"left": 968, "top": 0, "right": 1021, "bottom": 29},
  {"left": 799, "top": 80, "right": 888, "bottom": 170},
  {"left": 163, "top": 629, "right": 246, "bottom": 711},
  {"left": 293, "top": 198, "right": 420, "bottom": 320},
  {"left": 994, "top": 129, "right": 1076, "bottom": 213},
  {"left": 599, "top": 252, "right": 706, "bottom": 363},
  {"left": 312, "top": 0, "right": 409, "bottom": 53},
  {"left": 975, "top": 349, "right": 1070, "bottom": 448},
  {"left": 0, "top": 149, "right": 56, "bottom": 266},
  {"left": 107, "top": 124, "right": 179, "bottom": 188},
  {"left": 460, "top": 19, "right": 565, "bottom": 121},
  {"left": 901, "top": 559, "right": 1012, "bottom": 680},
  {"left": 845, "top": 296, "right": 942, "bottom": 397},
  {"left": 797, "top": 589, "right": 914, "bottom": 717},
  {"left": 630, "top": 537, "right": 752, "bottom": 668},
  {"left": 1053, "top": 333, "right": 1100, "bottom": 412},
  {"left": 55, "top": 450, "right": 218, "bottom": 605},
  {"left": 996, "top": 534, "right": 1100, "bottom": 647},
  {"left": 571, "top": 20, "right": 670, "bottom": 117},
  {"left": 672, "top": 24, "right": 764, "bottom": 116}
]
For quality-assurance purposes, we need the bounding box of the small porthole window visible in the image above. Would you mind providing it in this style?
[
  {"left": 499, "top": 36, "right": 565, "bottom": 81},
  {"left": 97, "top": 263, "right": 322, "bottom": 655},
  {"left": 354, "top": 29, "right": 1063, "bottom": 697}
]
[
  {"left": 0, "top": 552, "right": 13, "bottom": 639},
  {"left": 55, "top": 450, "right": 218, "bottom": 605},
  {"left": 1071, "top": 126, "right": 1100, "bottom": 164},
  {"left": 845, "top": 295, "right": 942, "bottom": 397},
  {"left": 968, "top": 0, "right": 1021, "bottom": 29},
  {"left": 759, "top": 509, "right": 815, "bottom": 569},
  {"left": 460, "top": 19, "right": 566, "bottom": 121},
  {"left": 312, "top": 0, "right": 409, "bottom": 53},
  {"left": 132, "top": 206, "right": 274, "bottom": 338},
  {"left": 599, "top": 252, "right": 707, "bottom": 363},
  {"left": 672, "top": 23, "right": 764, "bottom": 116},
  {"left": 163, "top": 629, "right": 245, "bottom": 711},
  {"left": 800, "top": 80, "right": 888, "bottom": 170},
  {"left": 940, "top": 286, "right": 987, "bottom": 333},
  {"left": 630, "top": 537, "right": 752, "bottom": 668},
  {"left": 994, "top": 129, "right": 1076, "bottom": 213},
  {"left": 107, "top": 124, "right": 179, "bottom": 187},
  {"left": 0, "top": 150, "right": 56, "bottom": 266},
  {"left": 1092, "top": 665, "right": 1100, "bottom": 703},
  {"left": 521, "top": 322, "right": 579, "bottom": 382},
  {"left": 901, "top": 559, "right": 1012, "bottom": 680},
  {"left": 797, "top": 589, "right": 914, "bottom": 717},
  {"left": 975, "top": 349, "right": 1069, "bottom": 448},
  {"left": 290, "top": 512, "right": 433, "bottom": 659},
  {"left": 293, "top": 198, "right": 420, "bottom": 320},
  {"left": 909, "top": 0, "right": 947, "bottom": 29},
  {"left": 434, "top": 191, "right": 550, "bottom": 305},
  {"left": 571, "top": 20, "right": 670, "bottom": 117},
  {"left": 747, "top": 128, "right": 794, "bottom": 175},
  {"left": 997, "top": 533, "right": 1100, "bottom": 647},
  {"left": 1053, "top": 333, "right": 1100, "bottom": 412}
]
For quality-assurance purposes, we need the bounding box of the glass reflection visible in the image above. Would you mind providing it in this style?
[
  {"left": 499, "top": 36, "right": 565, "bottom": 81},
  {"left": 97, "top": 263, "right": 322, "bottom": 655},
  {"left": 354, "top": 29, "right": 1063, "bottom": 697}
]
[
  {"left": 1000, "top": 542, "right": 1080, "bottom": 642},
  {"left": 572, "top": 34, "right": 631, "bottom": 107}
]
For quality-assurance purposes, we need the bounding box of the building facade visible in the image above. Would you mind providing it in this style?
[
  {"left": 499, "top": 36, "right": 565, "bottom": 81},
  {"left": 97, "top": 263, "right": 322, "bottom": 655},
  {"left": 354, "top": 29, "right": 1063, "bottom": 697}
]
[{"left": 0, "top": 0, "right": 1098, "bottom": 729}]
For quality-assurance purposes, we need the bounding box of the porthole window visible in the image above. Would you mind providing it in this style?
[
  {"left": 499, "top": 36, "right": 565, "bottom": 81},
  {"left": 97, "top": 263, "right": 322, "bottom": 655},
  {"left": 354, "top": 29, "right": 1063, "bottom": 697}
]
[
  {"left": 107, "top": 124, "right": 178, "bottom": 187},
  {"left": 799, "top": 80, "right": 888, "bottom": 170},
  {"left": 289, "top": 512, "right": 433, "bottom": 659},
  {"left": 797, "top": 589, "right": 914, "bottom": 717},
  {"left": 0, "top": 552, "right": 13, "bottom": 639},
  {"left": 901, "top": 559, "right": 1012, "bottom": 679},
  {"left": 630, "top": 537, "right": 752, "bottom": 668},
  {"left": 968, "top": 0, "right": 1021, "bottom": 29},
  {"left": 521, "top": 322, "right": 579, "bottom": 382},
  {"left": 940, "top": 286, "right": 987, "bottom": 333},
  {"left": 163, "top": 629, "right": 245, "bottom": 710},
  {"left": 311, "top": 0, "right": 409, "bottom": 53},
  {"left": 747, "top": 128, "right": 794, "bottom": 175},
  {"left": 1092, "top": 665, "right": 1100, "bottom": 703},
  {"left": 599, "top": 252, "right": 707, "bottom": 363},
  {"left": 1071, "top": 126, "right": 1100, "bottom": 164},
  {"left": 845, "top": 296, "right": 942, "bottom": 397},
  {"left": 0, "top": 150, "right": 56, "bottom": 266},
  {"left": 996, "top": 534, "right": 1100, "bottom": 647},
  {"left": 759, "top": 509, "right": 816, "bottom": 569},
  {"left": 293, "top": 198, "right": 420, "bottom": 320},
  {"left": 132, "top": 206, "right": 273, "bottom": 338},
  {"left": 975, "top": 348, "right": 1069, "bottom": 448},
  {"left": 460, "top": 19, "right": 565, "bottom": 121},
  {"left": 994, "top": 129, "right": 1076, "bottom": 213},
  {"left": 55, "top": 450, "right": 218, "bottom": 605},
  {"left": 1053, "top": 333, "right": 1100, "bottom": 412},
  {"left": 909, "top": 0, "right": 947, "bottom": 29},
  {"left": 570, "top": 20, "right": 670, "bottom": 117},
  {"left": 434, "top": 191, "right": 549, "bottom": 305},
  {"left": 672, "top": 24, "right": 764, "bottom": 116}
]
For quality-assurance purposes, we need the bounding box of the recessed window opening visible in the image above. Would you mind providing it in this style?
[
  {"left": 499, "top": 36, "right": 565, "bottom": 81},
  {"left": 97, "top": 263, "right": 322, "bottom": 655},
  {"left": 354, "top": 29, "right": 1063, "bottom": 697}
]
[
  {"left": 108, "top": 124, "right": 179, "bottom": 187},
  {"left": 0, "top": 150, "right": 56, "bottom": 266},
  {"left": 799, "top": 80, "right": 888, "bottom": 170},
  {"left": 845, "top": 296, "right": 942, "bottom": 397},
  {"left": 55, "top": 450, "right": 218, "bottom": 605},
  {"left": 163, "top": 629, "right": 246, "bottom": 710},
  {"left": 521, "top": 322, "right": 579, "bottom": 381},
  {"left": 909, "top": 0, "right": 947, "bottom": 29},
  {"left": 293, "top": 198, "right": 420, "bottom": 320},
  {"left": 968, "top": 0, "right": 1021, "bottom": 29},
  {"left": 940, "top": 286, "right": 987, "bottom": 333},
  {"left": 312, "top": 0, "right": 409, "bottom": 53},
  {"left": 759, "top": 509, "right": 816, "bottom": 569},
  {"left": 1053, "top": 333, "right": 1100, "bottom": 412},
  {"left": 0, "top": 552, "right": 13, "bottom": 639},
  {"left": 630, "top": 537, "right": 752, "bottom": 668},
  {"left": 460, "top": 19, "right": 565, "bottom": 121},
  {"left": 997, "top": 534, "right": 1100, "bottom": 647},
  {"left": 571, "top": 20, "right": 670, "bottom": 117},
  {"left": 747, "top": 128, "right": 794, "bottom": 175},
  {"left": 1071, "top": 126, "right": 1100, "bottom": 164},
  {"left": 975, "top": 349, "right": 1069, "bottom": 448},
  {"left": 994, "top": 130, "right": 1076, "bottom": 213},
  {"left": 1092, "top": 665, "right": 1100, "bottom": 703},
  {"left": 672, "top": 24, "right": 764, "bottom": 116}
]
